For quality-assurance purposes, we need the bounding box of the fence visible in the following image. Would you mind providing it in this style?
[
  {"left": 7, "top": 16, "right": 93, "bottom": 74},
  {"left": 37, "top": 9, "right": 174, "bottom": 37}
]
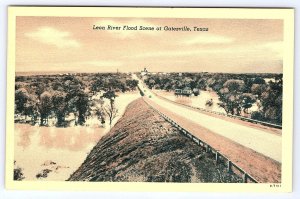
[
  {"left": 152, "top": 91, "right": 282, "bottom": 129},
  {"left": 143, "top": 98, "right": 258, "bottom": 183}
]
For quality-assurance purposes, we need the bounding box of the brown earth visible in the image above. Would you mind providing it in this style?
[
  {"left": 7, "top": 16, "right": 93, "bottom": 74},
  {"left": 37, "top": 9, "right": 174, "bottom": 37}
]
[
  {"left": 144, "top": 97, "right": 281, "bottom": 183},
  {"left": 68, "top": 98, "right": 242, "bottom": 183}
]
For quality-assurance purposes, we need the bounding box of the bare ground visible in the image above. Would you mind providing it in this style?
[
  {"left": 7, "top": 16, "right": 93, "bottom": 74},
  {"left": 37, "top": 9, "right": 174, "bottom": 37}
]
[{"left": 68, "top": 98, "right": 242, "bottom": 183}]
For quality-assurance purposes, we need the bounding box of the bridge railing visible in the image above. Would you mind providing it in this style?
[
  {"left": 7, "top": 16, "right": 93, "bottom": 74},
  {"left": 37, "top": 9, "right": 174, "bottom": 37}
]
[{"left": 144, "top": 98, "right": 258, "bottom": 183}]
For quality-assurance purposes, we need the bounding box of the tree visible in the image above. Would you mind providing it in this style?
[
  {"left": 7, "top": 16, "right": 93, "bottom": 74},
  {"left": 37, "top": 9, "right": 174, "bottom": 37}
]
[
  {"left": 241, "top": 93, "right": 256, "bottom": 114},
  {"left": 197, "top": 79, "right": 207, "bottom": 90},
  {"left": 67, "top": 96, "right": 79, "bottom": 125},
  {"left": 15, "top": 88, "right": 39, "bottom": 123},
  {"left": 24, "top": 94, "right": 39, "bottom": 123},
  {"left": 259, "top": 79, "right": 282, "bottom": 124},
  {"left": 39, "top": 91, "right": 53, "bottom": 126},
  {"left": 76, "top": 91, "right": 89, "bottom": 125},
  {"left": 95, "top": 97, "right": 106, "bottom": 127},
  {"left": 64, "top": 77, "right": 89, "bottom": 126},
  {"left": 15, "top": 88, "right": 29, "bottom": 116},
  {"left": 125, "top": 79, "right": 138, "bottom": 90},
  {"left": 52, "top": 91, "right": 67, "bottom": 127},
  {"left": 218, "top": 93, "right": 242, "bottom": 115},
  {"left": 223, "top": 79, "right": 245, "bottom": 93},
  {"left": 252, "top": 77, "right": 266, "bottom": 85},
  {"left": 104, "top": 99, "right": 118, "bottom": 129},
  {"left": 102, "top": 90, "right": 118, "bottom": 128},
  {"left": 251, "top": 84, "right": 267, "bottom": 97},
  {"left": 91, "top": 79, "right": 104, "bottom": 94},
  {"left": 251, "top": 111, "right": 264, "bottom": 121},
  {"left": 102, "top": 90, "right": 117, "bottom": 99},
  {"left": 217, "top": 79, "right": 245, "bottom": 115},
  {"left": 36, "top": 83, "right": 46, "bottom": 97},
  {"left": 66, "top": 91, "right": 89, "bottom": 126}
]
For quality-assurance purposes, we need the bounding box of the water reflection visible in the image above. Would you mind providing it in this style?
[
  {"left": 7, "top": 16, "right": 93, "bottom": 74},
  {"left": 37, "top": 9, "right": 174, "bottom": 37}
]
[
  {"left": 15, "top": 124, "right": 104, "bottom": 151},
  {"left": 16, "top": 124, "right": 36, "bottom": 149},
  {"left": 13, "top": 92, "right": 140, "bottom": 181}
]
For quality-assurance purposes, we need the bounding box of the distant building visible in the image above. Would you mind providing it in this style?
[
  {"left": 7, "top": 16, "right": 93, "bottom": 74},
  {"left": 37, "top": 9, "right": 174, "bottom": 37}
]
[
  {"left": 175, "top": 87, "right": 193, "bottom": 97},
  {"left": 141, "top": 67, "right": 148, "bottom": 76}
]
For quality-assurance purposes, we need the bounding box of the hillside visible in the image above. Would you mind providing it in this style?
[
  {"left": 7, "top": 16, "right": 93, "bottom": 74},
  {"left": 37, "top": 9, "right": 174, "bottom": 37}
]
[{"left": 68, "top": 98, "right": 242, "bottom": 182}]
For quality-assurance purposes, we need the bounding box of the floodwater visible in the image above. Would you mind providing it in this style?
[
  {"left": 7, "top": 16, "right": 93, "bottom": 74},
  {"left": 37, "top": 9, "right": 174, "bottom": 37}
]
[
  {"left": 154, "top": 89, "right": 226, "bottom": 113},
  {"left": 14, "top": 92, "right": 140, "bottom": 181},
  {"left": 154, "top": 89, "right": 259, "bottom": 115}
]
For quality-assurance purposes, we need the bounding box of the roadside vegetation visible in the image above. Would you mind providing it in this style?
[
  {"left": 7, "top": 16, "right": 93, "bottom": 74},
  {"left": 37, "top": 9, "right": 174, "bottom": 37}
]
[{"left": 141, "top": 72, "right": 282, "bottom": 125}]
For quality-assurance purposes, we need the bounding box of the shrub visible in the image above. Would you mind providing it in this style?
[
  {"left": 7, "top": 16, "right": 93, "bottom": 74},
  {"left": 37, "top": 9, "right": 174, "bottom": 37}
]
[
  {"left": 14, "top": 161, "right": 25, "bottom": 181},
  {"left": 251, "top": 111, "right": 264, "bottom": 121}
]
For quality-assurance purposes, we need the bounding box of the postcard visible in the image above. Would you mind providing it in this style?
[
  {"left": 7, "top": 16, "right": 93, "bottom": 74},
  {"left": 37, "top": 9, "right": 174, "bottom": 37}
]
[{"left": 6, "top": 6, "right": 294, "bottom": 192}]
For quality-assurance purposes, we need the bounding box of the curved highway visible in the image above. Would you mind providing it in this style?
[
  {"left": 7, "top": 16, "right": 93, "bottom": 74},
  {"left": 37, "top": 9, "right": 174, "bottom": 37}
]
[{"left": 133, "top": 74, "right": 282, "bottom": 163}]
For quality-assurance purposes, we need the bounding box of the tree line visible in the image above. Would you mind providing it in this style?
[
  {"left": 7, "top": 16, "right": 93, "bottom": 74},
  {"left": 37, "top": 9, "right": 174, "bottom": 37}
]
[
  {"left": 141, "top": 72, "right": 282, "bottom": 125},
  {"left": 15, "top": 73, "right": 138, "bottom": 127}
]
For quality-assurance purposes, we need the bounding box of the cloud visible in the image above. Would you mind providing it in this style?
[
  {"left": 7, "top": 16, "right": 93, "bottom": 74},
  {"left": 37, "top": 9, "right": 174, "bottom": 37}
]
[
  {"left": 133, "top": 49, "right": 226, "bottom": 58},
  {"left": 134, "top": 51, "right": 195, "bottom": 58},
  {"left": 184, "top": 34, "right": 234, "bottom": 45},
  {"left": 21, "top": 60, "right": 124, "bottom": 72},
  {"left": 83, "top": 60, "right": 123, "bottom": 67},
  {"left": 133, "top": 41, "right": 283, "bottom": 60},
  {"left": 94, "top": 19, "right": 157, "bottom": 38},
  {"left": 258, "top": 41, "right": 283, "bottom": 58},
  {"left": 25, "top": 27, "right": 80, "bottom": 48}
]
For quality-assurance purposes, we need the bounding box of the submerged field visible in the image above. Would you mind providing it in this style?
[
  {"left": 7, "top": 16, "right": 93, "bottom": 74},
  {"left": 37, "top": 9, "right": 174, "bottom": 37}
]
[{"left": 153, "top": 89, "right": 226, "bottom": 113}]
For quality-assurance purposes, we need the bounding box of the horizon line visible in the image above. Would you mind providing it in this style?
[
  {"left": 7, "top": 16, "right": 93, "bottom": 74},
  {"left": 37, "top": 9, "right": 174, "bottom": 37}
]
[{"left": 15, "top": 71, "right": 283, "bottom": 75}]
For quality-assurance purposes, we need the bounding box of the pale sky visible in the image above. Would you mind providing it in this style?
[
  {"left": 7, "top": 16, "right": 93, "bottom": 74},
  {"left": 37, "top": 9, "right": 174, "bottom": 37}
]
[{"left": 16, "top": 17, "right": 283, "bottom": 73}]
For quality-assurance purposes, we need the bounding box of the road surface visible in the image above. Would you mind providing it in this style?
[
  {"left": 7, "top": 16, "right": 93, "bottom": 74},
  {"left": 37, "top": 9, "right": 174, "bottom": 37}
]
[{"left": 133, "top": 74, "right": 282, "bottom": 163}]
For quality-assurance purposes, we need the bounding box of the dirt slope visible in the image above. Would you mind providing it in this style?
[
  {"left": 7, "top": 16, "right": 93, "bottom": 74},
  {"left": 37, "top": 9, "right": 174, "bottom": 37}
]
[{"left": 68, "top": 98, "right": 242, "bottom": 182}]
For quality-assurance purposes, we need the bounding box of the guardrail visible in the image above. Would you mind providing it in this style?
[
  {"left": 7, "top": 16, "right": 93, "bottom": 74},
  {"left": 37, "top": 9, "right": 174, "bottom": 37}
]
[
  {"left": 152, "top": 91, "right": 282, "bottom": 129},
  {"left": 143, "top": 97, "right": 258, "bottom": 183}
]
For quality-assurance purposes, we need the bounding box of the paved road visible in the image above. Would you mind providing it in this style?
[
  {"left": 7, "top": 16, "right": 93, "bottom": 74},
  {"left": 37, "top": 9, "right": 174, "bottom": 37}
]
[{"left": 133, "top": 74, "right": 282, "bottom": 163}]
